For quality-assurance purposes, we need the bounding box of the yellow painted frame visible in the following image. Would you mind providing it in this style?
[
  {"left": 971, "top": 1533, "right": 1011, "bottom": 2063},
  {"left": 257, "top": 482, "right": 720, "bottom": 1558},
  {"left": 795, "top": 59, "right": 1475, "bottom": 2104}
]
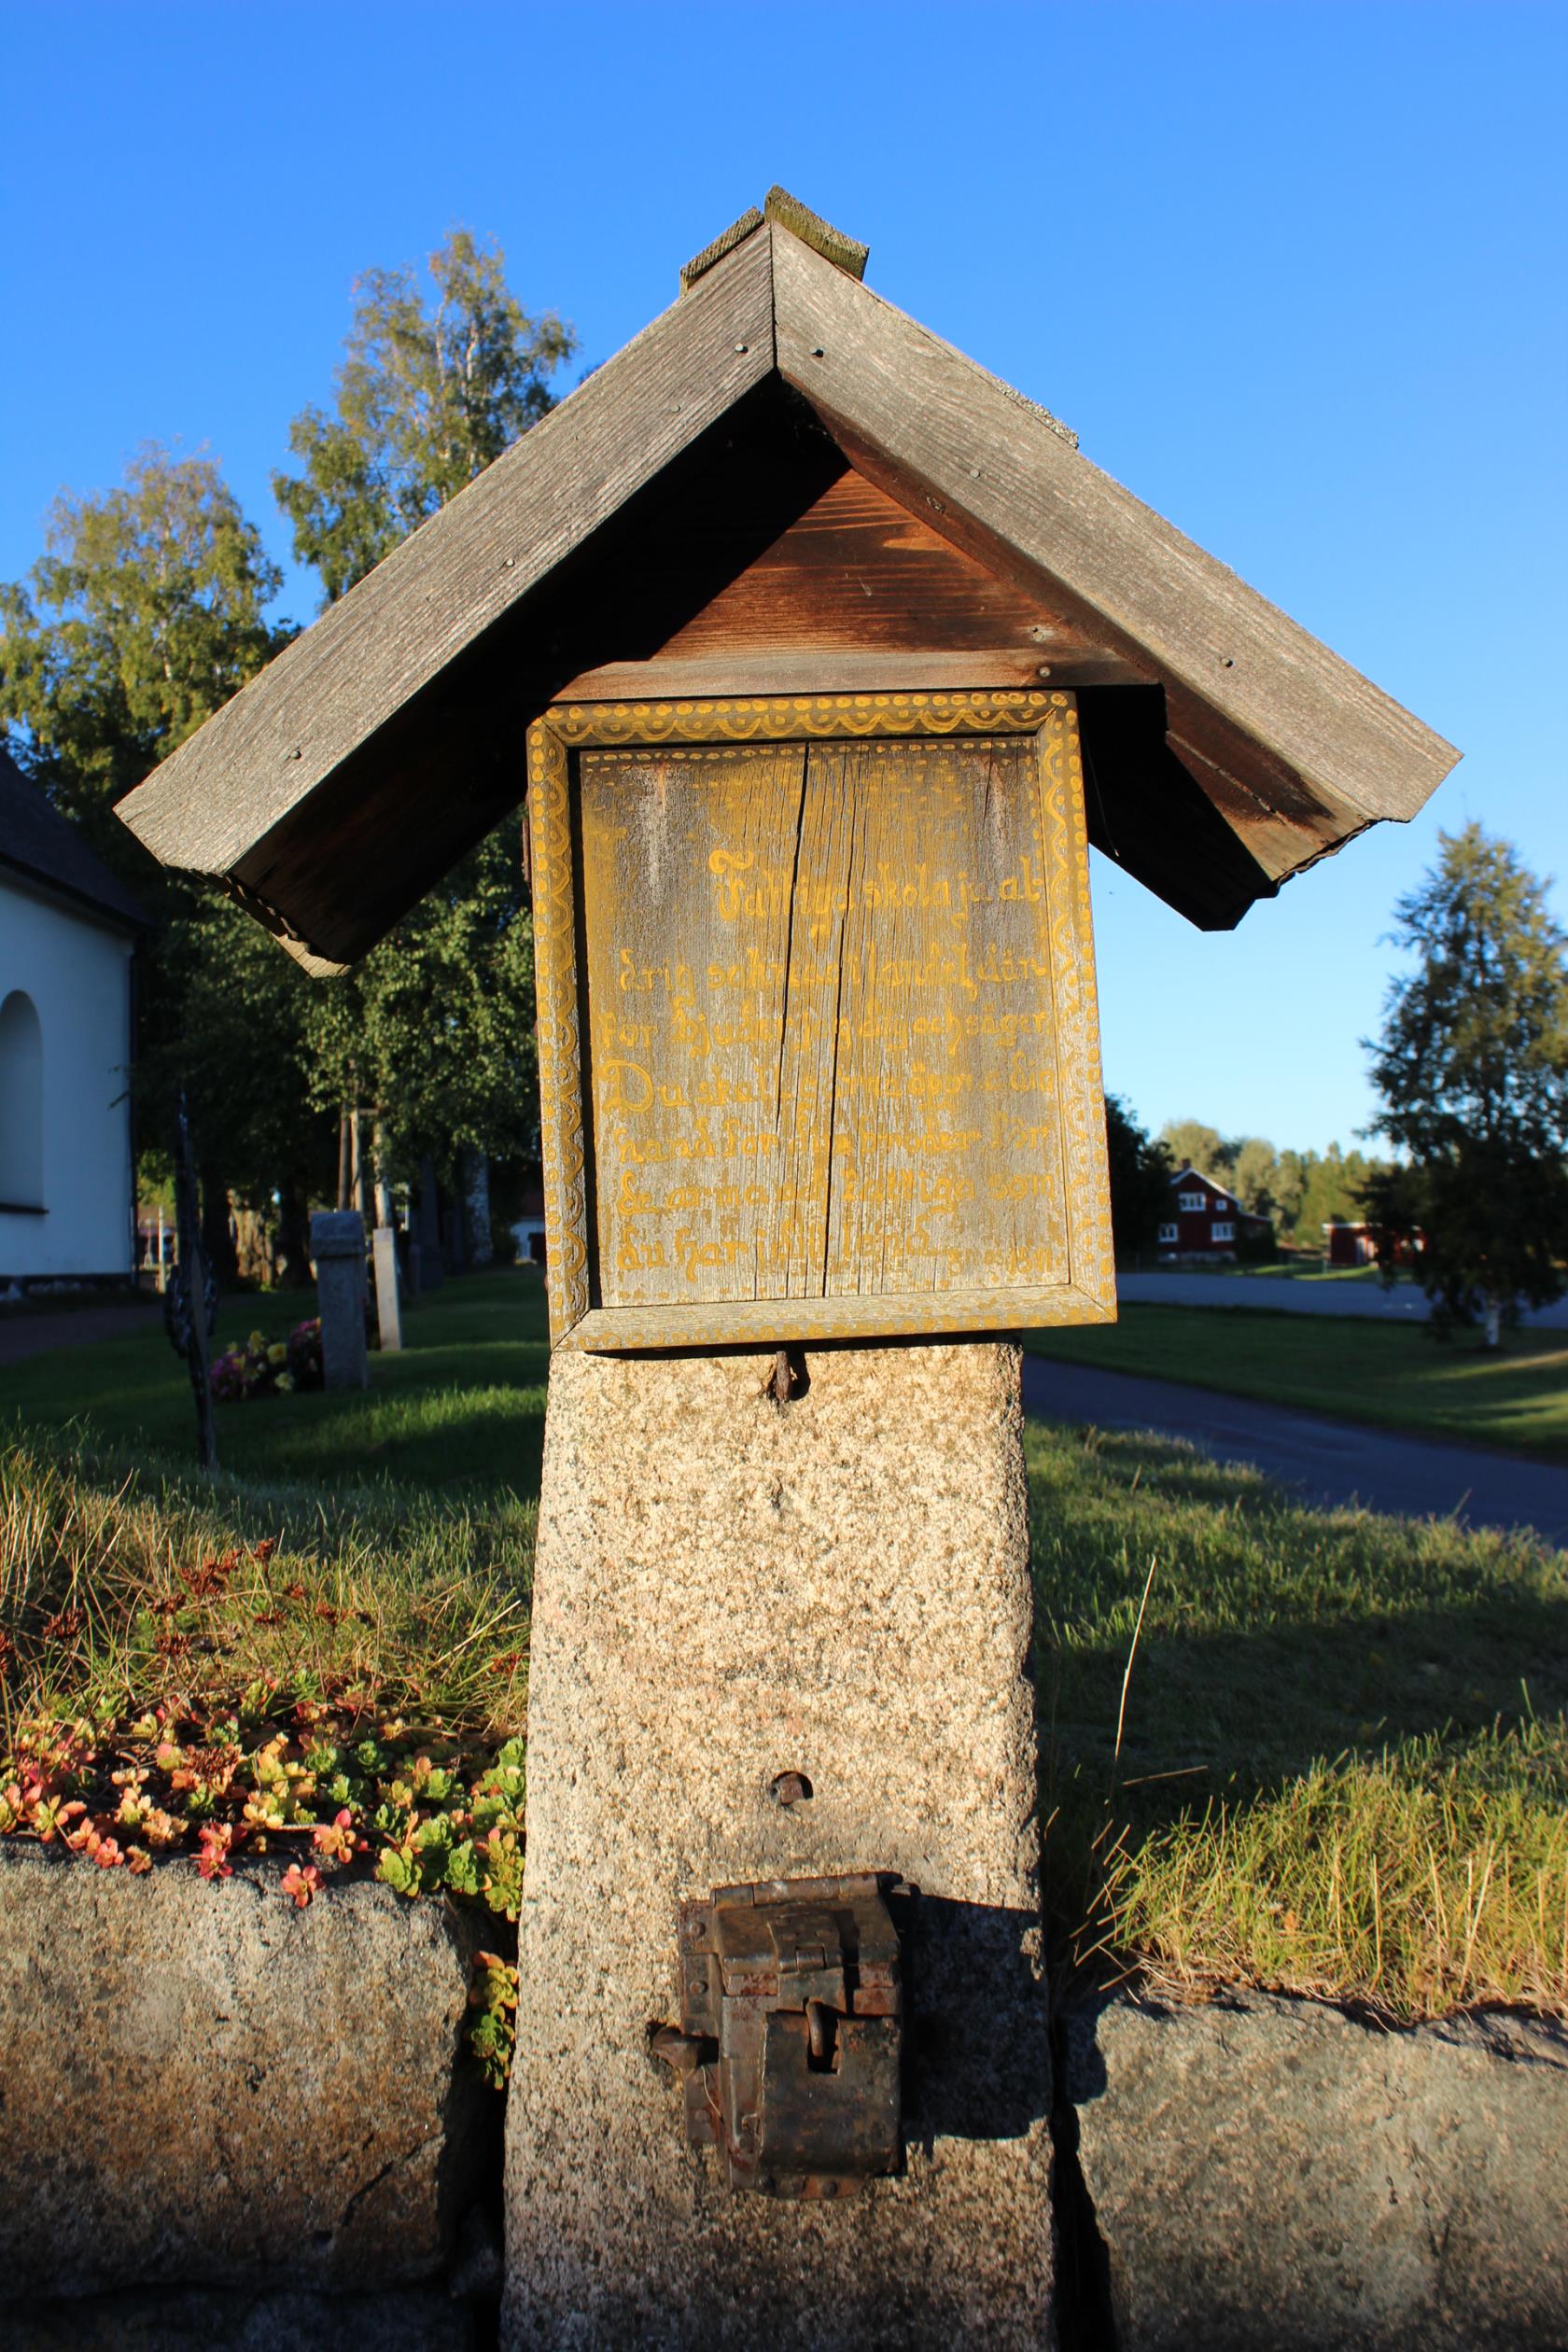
[{"left": 525, "top": 691, "right": 1114, "bottom": 1351}]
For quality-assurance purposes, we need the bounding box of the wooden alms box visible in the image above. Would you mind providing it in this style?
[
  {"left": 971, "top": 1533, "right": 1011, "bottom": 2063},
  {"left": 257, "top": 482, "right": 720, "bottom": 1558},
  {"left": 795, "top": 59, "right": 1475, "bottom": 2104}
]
[{"left": 527, "top": 688, "right": 1115, "bottom": 1351}]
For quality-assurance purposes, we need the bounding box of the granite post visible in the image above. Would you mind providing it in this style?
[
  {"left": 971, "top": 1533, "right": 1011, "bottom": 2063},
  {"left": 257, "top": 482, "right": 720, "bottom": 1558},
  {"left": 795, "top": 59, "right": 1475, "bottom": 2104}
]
[
  {"left": 503, "top": 1339, "right": 1052, "bottom": 2349},
  {"left": 310, "top": 1211, "right": 369, "bottom": 1393},
  {"left": 372, "top": 1225, "right": 403, "bottom": 1352}
]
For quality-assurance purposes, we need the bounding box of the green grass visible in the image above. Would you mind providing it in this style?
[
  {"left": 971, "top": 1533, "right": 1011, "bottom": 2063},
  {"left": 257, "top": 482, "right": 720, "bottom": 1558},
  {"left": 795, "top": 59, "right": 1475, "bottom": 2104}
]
[
  {"left": 1027, "top": 1303, "right": 1568, "bottom": 1463},
  {"left": 0, "top": 1431, "right": 533, "bottom": 1752},
  {"left": 0, "top": 1267, "right": 552, "bottom": 1492},
  {"left": 1030, "top": 1418, "right": 1568, "bottom": 2015},
  {"left": 2, "top": 1268, "right": 1563, "bottom": 2021}
]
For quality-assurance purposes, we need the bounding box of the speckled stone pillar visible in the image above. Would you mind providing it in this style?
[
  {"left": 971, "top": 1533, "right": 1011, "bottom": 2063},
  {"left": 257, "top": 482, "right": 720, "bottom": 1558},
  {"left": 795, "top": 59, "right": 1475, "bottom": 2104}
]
[{"left": 502, "top": 1341, "right": 1053, "bottom": 2348}]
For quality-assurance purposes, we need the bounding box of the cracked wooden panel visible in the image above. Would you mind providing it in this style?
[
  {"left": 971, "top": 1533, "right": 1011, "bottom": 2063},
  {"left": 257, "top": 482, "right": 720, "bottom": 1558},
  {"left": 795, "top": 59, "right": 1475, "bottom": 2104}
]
[{"left": 577, "top": 732, "right": 1075, "bottom": 1313}]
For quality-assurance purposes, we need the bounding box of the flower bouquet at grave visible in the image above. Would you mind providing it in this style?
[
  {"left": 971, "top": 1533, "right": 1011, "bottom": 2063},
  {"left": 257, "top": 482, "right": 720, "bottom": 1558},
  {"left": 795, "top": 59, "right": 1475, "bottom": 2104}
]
[
  {"left": 208, "top": 1319, "right": 324, "bottom": 1403},
  {"left": 286, "top": 1317, "right": 325, "bottom": 1391}
]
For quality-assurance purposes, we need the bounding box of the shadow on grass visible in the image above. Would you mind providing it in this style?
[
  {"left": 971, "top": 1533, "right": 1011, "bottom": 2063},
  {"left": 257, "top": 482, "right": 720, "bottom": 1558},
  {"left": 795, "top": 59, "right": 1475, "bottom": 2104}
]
[
  {"left": 1029, "top": 1420, "right": 1568, "bottom": 1837},
  {"left": 1042, "top": 1592, "right": 1568, "bottom": 1831},
  {"left": 0, "top": 1268, "right": 553, "bottom": 1501}
]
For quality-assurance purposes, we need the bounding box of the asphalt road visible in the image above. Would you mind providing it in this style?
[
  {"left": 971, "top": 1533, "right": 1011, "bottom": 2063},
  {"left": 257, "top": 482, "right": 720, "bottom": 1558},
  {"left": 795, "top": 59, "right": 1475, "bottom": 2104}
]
[
  {"left": 1117, "top": 1272, "right": 1568, "bottom": 1326},
  {"left": 1022, "top": 1353, "right": 1568, "bottom": 1549}
]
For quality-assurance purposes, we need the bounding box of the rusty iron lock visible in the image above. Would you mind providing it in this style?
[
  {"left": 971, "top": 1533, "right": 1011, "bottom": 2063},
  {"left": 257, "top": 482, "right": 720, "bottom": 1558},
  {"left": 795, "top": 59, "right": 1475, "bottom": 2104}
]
[{"left": 654, "top": 1870, "right": 903, "bottom": 2198}]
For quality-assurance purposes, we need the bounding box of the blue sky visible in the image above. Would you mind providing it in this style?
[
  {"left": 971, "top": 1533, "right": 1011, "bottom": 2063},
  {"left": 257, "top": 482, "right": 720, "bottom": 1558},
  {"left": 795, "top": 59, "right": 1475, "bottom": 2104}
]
[{"left": 2, "top": 1, "right": 1562, "bottom": 1155}]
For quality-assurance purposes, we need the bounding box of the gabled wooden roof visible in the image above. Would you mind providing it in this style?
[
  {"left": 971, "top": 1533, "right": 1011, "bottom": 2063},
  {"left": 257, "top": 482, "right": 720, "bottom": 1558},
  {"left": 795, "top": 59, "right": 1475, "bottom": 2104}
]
[{"left": 116, "top": 199, "right": 1458, "bottom": 973}]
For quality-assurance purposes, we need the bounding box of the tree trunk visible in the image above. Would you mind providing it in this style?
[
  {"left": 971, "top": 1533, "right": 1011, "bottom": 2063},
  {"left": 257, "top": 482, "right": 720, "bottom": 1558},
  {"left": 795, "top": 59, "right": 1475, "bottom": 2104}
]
[
  {"left": 372, "top": 1121, "right": 395, "bottom": 1230},
  {"left": 176, "top": 1104, "right": 217, "bottom": 1474},
  {"left": 232, "top": 1204, "right": 275, "bottom": 1287},
  {"left": 275, "top": 1184, "right": 314, "bottom": 1288},
  {"left": 417, "top": 1155, "right": 442, "bottom": 1253},
  {"left": 199, "top": 1167, "right": 237, "bottom": 1288},
  {"left": 337, "top": 1109, "right": 353, "bottom": 1211}
]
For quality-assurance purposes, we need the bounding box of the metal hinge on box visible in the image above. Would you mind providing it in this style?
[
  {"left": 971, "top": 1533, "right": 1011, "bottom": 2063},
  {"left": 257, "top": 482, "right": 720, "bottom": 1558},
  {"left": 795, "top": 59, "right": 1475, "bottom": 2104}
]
[{"left": 652, "top": 1870, "right": 903, "bottom": 2199}]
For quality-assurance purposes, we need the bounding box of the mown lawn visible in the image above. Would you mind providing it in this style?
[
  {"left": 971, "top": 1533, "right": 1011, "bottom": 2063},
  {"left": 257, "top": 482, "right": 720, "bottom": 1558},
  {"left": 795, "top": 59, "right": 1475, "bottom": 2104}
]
[
  {"left": 1029, "top": 1420, "right": 1567, "bottom": 2014},
  {"left": 3, "top": 1273, "right": 1564, "bottom": 2023},
  {"left": 1027, "top": 1303, "right": 1568, "bottom": 1463},
  {"left": 0, "top": 1267, "right": 551, "bottom": 1492}
]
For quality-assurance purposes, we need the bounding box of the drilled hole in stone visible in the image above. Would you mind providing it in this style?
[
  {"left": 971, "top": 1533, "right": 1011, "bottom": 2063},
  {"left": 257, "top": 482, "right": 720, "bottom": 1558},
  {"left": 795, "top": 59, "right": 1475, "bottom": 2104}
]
[{"left": 769, "top": 1770, "right": 813, "bottom": 1806}]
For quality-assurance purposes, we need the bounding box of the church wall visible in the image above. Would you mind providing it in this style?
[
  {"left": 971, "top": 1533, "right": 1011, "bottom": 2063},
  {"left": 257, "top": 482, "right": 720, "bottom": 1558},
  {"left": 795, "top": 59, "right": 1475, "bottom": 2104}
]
[{"left": 0, "top": 872, "right": 135, "bottom": 1282}]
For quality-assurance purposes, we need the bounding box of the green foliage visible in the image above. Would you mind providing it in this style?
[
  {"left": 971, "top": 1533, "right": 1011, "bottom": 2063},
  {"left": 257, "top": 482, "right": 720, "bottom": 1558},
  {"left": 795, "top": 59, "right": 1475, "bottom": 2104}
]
[
  {"left": 272, "top": 229, "right": 573, "bottom": 1186},
  {"left": 273, "top": 229, "right": 577, "bottom": 605},
  {"left": 1, "top": 233, "right": 576, "bottom": 1230},
  {"left": 0, "top": 444, "right": 285, "bottom": 847},
  {"left": 139, "top": 886, "right": 329, "bottom": 1225},
  {"left": 0, "top": 446, "right": 329, "bottom": 1213},
  {"left": 1284, "top": 1141, "right": 1386, "bottom": 1240},
  {"left": 1103, "top": 1095, "right": 1173, "bottom": 1260},
  {"left": 1157, "top": 1118, "right": 1230, "bottom": 1186},
  {"left": 1365, "top": 825, "right": 1568, "bottom": 1338},
  {"left": 307, "top": 825, "right": 539, "bottom": 1182},
  {"left": 1228, "top": 1135, "right": 1281, "bottom": 1217},
  {"left": 467, "top": 1949, "right": 520, "bottom": 2088}
]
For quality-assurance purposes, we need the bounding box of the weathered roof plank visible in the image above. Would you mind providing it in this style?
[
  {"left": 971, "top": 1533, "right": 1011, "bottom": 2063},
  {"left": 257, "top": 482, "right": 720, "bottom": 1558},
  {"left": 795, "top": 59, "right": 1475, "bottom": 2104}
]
[
  {"left": 116, "top": 203, "right": 1459, "bottom": 958},
  {"left": 120, "top": 228, "right": 775, "bottom": 878},
  {"left": 770, "top": 227, "right": 1457, "bottom": 833}
]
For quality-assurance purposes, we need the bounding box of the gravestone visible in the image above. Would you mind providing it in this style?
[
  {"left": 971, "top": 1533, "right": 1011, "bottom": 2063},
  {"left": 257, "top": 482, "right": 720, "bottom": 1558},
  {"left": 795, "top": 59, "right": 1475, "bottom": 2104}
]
[
  {"left": 310, "top": 1211, "right": 369, "bottom": 1391},
  {"left": 372, "top": 1225, "right": 402, "bottom": 1352},
  {"left": 117, "top": 191, "right": 1457, "bottom": 2351}
]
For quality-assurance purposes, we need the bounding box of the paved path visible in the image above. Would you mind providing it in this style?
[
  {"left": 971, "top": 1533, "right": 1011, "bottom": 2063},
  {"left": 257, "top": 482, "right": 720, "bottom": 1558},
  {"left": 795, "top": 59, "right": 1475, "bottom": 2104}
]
[
  {"left": 0, "top": 1297, "right": 161, "bottom": 1366},
  {"left": 1022, "top": 1354, "right": 1568, "bottom": 1548},
  {"left": 1117, "top": 1272, "right": 1568, "bottom": 1326}
]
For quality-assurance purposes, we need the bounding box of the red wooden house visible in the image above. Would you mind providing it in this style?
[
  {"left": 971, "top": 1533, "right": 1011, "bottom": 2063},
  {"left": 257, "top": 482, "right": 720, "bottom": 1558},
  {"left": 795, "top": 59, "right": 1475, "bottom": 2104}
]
[
  {"left": 1157, "top": 1164, "right": 1241, "bottom": 1262},
  {"left": 1325, "top": 1219, "right": 1425, "bottom": 1269}
]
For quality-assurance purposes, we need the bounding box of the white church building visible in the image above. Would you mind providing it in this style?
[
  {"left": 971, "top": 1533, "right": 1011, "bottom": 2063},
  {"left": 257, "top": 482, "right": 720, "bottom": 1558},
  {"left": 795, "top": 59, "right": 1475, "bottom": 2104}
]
[{"left": 1, "top": 748, "right": 145, "bottom": 1290}]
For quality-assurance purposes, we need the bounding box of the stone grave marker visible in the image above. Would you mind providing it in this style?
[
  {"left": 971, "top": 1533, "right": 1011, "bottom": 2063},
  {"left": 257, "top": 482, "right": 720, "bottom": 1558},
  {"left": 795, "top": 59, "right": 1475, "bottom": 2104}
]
[
  {"left": 119, "top": 190, "right": 1458, "bottom": 2348},
  {"left": 372, "top": 1225, "right": 402, "bottom": 1352},
  {"left": 310, "top": 1210, "right": 369, "bottom": 1392}
]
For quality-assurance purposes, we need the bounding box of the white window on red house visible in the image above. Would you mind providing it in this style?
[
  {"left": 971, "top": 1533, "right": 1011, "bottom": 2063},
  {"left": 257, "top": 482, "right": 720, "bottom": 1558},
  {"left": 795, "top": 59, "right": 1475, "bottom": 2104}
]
[
  {"left": 1211, "top": 1220, "right": 1235, "bottom": 1242},
  {"left": 1212, "top": 1195, "right": 1230, "bottom": 1211},
  {"left": 1157, "top": 1221, "right": 1179, "bottom": 1243},
  {"left": 1178, "top": 1190, "right": 1205, "bottom": 1212}
]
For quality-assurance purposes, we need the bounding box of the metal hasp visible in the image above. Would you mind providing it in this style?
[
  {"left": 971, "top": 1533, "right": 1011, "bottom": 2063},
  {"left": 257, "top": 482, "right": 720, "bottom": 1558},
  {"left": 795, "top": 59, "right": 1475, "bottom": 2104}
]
[{"left": 661, "top": 1870, "right": 903, "bottom": 2198}]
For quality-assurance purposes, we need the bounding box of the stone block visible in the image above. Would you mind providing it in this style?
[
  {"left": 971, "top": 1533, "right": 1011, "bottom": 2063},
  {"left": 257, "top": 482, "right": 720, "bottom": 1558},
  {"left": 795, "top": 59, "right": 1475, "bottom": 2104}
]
[
  {"left": 0, "top": 1850, "right": 491, "bottom": 2299},
  {"left": 310, "top": 1210, "right": 368, "bottom": 1391},
  {"left": 1065, "top": 1988, "right": 1568, "bottom": 2351},
  {"left": 504, "top": 1340, "right": 1052, "bottom": 2348}
]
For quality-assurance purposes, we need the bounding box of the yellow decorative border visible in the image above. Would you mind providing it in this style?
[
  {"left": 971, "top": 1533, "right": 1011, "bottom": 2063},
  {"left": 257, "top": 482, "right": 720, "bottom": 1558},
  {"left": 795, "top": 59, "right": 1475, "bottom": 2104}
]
[
  {"left": 525, "top": 719, "right": 590, "bottom": 1337},
  {"left": 525, "top": 692, "right": 1114, "bottom": 1351},
  {"left": 545, "top": 691, "right": 1054, "bottom": 749}
]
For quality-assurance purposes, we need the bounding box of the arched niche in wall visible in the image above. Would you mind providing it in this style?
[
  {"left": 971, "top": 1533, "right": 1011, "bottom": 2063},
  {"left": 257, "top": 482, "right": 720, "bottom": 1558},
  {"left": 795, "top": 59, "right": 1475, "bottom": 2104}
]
[{"left": 0, "top": 989, "right": 44, "bottom": 1210}]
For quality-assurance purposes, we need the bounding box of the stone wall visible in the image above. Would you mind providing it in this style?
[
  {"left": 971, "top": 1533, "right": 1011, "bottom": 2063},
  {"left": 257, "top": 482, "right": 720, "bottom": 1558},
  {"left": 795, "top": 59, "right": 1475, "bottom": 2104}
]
[
  {"left": 4, "top": 1843, "right": 1565, "bottom": 2351},
  {"left": 0, "top": 1850, "right": 497, "bottom": 2323},
  {"left": 1064, "top": 1988, "right": 1568, "bottom": 2352}
]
